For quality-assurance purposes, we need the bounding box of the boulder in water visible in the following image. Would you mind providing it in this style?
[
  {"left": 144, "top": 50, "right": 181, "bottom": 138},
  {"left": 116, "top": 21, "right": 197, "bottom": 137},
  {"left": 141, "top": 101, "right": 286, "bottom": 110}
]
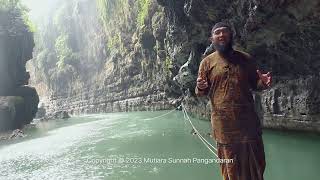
[
  {"left": 9, "top": 129, "right": 26, "bottom": 139},
  {"left": 35, "top": 106, "right": 46, "bottom": 119},
  {"left": 53, "top": 111, "right": 70, "bottom": 119}
]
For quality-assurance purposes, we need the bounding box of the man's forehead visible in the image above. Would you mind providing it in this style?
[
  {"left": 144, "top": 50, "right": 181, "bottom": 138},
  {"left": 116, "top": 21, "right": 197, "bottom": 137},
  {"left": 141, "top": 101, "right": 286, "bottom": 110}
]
[{"left": 213, "top": 27, "right": 229, "bottom": 32}]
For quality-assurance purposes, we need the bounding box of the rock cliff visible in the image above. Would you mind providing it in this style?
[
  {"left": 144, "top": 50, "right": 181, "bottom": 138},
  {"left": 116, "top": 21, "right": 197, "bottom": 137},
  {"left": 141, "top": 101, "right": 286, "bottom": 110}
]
[
  {"left": 0, "top": 1, "right": 39, "bottom": 132},
  {"left": 28, "top": 0, "right": 320, "bottom": 132},
  {"left": 158, "top": 0, "right": 320, "bottom": 132},
  {"left": 28, "top": 0, "right": 179, "bottom": 116}
]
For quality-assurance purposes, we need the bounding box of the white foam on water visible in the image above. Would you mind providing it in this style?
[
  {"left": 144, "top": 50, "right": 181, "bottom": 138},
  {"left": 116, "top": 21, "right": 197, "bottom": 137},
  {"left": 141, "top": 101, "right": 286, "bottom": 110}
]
[
  {"left": 108, "top": 129, "right": 153, "bottom": 139},
  {"left": 0, "top": 115, "right": 122, "bottom": 180}
]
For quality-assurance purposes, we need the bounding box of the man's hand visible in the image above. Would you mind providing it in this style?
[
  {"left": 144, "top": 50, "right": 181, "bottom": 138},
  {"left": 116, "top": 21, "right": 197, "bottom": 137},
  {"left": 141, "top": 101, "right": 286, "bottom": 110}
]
[
  {"left": 197, "top": 77, "right": 208, "bottom": 90},
  {"left": 257, "top": 70, "right": 272, "bottom": 87}
]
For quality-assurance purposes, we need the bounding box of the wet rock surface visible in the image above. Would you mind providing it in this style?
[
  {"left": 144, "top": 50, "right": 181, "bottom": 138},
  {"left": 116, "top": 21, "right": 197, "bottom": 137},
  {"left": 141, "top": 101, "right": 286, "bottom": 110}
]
[{"left": 0, "top": 129, "right": 26, "bottom": 141}]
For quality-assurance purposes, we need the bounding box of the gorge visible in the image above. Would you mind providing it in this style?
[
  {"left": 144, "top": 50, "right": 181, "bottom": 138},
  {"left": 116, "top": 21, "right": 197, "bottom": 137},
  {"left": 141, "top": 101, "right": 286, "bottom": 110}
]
[{"left": 1, "top": 0, "right": 319, "bottom": 133}]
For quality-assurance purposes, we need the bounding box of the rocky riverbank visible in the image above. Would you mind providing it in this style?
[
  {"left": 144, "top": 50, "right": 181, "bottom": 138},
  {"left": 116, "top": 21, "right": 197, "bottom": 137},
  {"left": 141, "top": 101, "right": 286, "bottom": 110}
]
[{"left": 0, "top": 129, "right": 27, "bottom": 141}]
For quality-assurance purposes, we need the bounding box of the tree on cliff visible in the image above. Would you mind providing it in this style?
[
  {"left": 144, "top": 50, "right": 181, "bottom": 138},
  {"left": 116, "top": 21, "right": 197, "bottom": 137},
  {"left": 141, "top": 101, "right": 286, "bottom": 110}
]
[{"left": 0, "top": 0, "right": 35, "bottom": 34}]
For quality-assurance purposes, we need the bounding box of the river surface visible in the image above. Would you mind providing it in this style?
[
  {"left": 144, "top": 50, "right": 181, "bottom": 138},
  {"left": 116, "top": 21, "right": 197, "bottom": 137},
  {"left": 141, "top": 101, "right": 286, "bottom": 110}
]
[{"left": 0, "top": 110, "right": 319, "bottom": 180}]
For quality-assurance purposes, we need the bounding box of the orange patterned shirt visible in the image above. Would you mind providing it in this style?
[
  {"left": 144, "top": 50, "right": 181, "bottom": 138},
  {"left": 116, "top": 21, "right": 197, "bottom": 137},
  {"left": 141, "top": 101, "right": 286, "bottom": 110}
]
[{"left": 195, "top": 50, "right": 267, "bottom": 144}]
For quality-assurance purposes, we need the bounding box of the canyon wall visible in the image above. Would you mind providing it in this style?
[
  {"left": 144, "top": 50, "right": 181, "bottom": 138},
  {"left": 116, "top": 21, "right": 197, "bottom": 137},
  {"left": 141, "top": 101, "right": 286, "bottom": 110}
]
[
  {"left": 0, "top": 1, "right": 39, "bottom": 132},
  {"left": 29, "top": 0, "right": 320, "bottom": 132}
]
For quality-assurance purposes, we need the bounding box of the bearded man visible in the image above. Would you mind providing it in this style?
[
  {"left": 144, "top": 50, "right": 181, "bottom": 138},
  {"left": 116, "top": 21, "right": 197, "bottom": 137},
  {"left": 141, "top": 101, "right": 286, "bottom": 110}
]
[{"left": 195, "top": 22, "right": 272, "bottom": 180}]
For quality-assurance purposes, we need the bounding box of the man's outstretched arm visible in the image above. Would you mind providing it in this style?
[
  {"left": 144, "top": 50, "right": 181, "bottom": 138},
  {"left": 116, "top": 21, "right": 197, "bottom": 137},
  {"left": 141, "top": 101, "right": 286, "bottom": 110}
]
[{"left": 195, "top": 60, "right": 209, "bottom": 96}]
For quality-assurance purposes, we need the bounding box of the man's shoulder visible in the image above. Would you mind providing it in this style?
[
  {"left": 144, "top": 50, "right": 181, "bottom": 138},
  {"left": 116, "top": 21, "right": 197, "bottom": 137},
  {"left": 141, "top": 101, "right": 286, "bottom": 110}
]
[
  {"left": 234, "top": 49, "right": 253, "bottom": 61},
  {"left": 202, "top": 51, "right": 219, "bottom": 63}
]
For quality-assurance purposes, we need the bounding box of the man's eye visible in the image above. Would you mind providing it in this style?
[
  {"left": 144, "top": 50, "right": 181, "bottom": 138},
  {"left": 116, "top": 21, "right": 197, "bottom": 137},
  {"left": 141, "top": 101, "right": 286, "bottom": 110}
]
[{"left": 214, "top": 29, "right": 229, "bottom": 35}]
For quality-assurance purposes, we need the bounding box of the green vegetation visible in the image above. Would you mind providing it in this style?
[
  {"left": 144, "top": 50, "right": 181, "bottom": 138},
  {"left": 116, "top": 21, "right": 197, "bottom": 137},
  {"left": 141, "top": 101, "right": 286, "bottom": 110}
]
[
  {"left": 30, "top": 1, "right": 81, "bottom": 88},
  {"left": 28, "top": 0, "right": 158, "bottom": 93},
  {"left": 140, "top": 61, "right": 147, "bottom": 77},
  {"left": 95, "top": 0, "right": 153, "bottom": 55},
  {"left": 107, "top": 32, "right": 127, "bottom": 54},
  {"left": 164, "top": 56, "right": 173, "bottom": 76},
  {"left": 0, "top": 0, "right": 36, "bottom": 33},
  {"left": 96, "top": 0, "right": 129, "bottom": 31},
  {"left": 55, "top": 35, "right": 73, "bottom": 69},
  {"left": 0, "top": 0, "right": 19, "bottom": 10},
  {"left": 96, "top": 0, "right": 115, "bottom": 29},
  {"left": 137, "top": 0, "right": 151, "bottom": 27},
  {"left": 22, "top": 14, "right": 37, "bottom": 32},
  {"left": 107, "top": 34, "right": 121, "bottom": 50},
  {"left": 96, "top": 0, "right": 130, "bottom": 54}
]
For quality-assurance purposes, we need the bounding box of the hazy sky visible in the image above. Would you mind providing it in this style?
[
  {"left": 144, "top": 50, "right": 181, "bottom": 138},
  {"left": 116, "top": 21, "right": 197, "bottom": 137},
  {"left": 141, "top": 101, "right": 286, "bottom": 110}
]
[{"left": 21, "top": 0, "right": 60, "bottom": 22}]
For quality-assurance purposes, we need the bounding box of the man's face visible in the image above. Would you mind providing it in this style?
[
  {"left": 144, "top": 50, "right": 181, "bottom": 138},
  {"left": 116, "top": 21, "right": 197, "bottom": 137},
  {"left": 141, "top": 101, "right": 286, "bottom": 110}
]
[{"left": 211, "top": 27, "right": 232, "bottom": 53}]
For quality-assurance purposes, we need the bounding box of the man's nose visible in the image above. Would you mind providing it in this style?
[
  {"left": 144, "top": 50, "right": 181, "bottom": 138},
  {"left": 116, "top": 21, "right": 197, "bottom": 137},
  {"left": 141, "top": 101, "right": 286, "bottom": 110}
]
[{"left": 217, "top": 32, "right": 226, "bottom": 37}]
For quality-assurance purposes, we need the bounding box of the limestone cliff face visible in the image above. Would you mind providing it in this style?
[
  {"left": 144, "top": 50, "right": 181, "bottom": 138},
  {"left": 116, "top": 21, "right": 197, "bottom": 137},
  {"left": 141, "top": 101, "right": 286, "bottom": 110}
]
[
  {"left": 29, "top": 0, "right": 320, "bottom": 132},
  {"left": 0, "top": 2, "right": 39, "bottom": 132},
  {"left": 157, "top": 0, "right": 320, "bottom": 132},
  {"left": 29, "top": 0, "right": 179, "bottom": 116}
]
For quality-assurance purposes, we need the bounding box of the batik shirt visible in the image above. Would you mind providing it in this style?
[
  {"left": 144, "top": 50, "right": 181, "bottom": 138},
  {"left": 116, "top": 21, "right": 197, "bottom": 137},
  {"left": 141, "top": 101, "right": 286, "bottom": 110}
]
[{"left": 195, "top": 50, "right": 267, "bottom": 144}]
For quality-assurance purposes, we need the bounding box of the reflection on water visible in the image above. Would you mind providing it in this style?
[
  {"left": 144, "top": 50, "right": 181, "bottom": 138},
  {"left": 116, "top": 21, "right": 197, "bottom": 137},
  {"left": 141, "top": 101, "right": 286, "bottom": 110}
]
[{"left": 0, "top": 111, "right": 319, "bottom": 180}]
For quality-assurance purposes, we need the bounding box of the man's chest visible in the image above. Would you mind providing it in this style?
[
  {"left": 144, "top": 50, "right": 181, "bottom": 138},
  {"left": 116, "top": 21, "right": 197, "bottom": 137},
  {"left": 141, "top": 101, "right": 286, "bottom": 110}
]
[{"left": 207, "top": 58, "right": 249, "bottom": 84}]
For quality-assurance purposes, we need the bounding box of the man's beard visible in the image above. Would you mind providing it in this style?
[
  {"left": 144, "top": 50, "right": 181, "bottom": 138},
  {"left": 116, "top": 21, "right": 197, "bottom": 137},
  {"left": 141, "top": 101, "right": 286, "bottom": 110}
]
[{"left": 213, "top": 41, "right": 233, "bottom": 55}]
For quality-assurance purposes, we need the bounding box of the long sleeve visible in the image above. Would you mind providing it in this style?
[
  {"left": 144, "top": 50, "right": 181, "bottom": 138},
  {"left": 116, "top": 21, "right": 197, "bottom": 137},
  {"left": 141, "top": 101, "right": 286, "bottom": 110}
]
[{"left": 195, "top": 59, "right": 210, "bottom": 96}]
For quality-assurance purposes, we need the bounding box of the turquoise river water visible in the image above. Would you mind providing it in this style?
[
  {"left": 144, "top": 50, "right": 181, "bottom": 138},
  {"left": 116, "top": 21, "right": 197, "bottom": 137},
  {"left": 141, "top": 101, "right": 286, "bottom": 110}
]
[{"left": 0, "top": 110, "right": 319, "bottom": 180}]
